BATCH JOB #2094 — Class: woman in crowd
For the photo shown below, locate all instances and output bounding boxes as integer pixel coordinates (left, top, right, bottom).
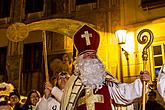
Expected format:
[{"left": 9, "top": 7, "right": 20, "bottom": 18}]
[{"left": 22, "top": 90, "right": 41, "bottom": 110}]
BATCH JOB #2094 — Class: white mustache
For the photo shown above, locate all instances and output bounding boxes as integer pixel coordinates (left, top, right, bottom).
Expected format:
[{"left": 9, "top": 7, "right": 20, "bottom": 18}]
[{"left": 75, "top": 58, "right": 106, "bottom": 91}]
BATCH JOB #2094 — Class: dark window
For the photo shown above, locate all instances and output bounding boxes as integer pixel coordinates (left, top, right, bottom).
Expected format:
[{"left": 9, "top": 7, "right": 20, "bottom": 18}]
[
  {"left": 0, "top": 0, "right": 11, "bottom": 18},
  {"left": 23, "top": 42, "right": 42, "bottom": 73},
  {"left": 25, "top": 0, "right": 44, "bottom": 14},
  {"left": 141, "top": 0, "right": 165, "bottom": 9},
  {"left": 154, "top": 56, "right": 163, "bottom": 66},
  {"left": 50, "top": 0, "right": 68, "bottom": 14},
  {"left": 76, "top": 0, "right": 97, "bottom": 5},
  {"left": 153, "top": 45, "right": 162, "bottom": 55},
  {"left": 50, "top": 0, "right": 57, "bottom": 15},
  {"left": 0, "top": 47, "right": 7, "bottom": 75}
]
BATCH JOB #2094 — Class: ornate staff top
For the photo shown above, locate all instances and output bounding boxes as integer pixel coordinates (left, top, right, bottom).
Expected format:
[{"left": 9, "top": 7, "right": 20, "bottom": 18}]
[
  {"left": 137, "top": 29, "right": 154, "bottom": 61},
  {"left": 137, "top": 29, "right": 154, "bottom": 110}
]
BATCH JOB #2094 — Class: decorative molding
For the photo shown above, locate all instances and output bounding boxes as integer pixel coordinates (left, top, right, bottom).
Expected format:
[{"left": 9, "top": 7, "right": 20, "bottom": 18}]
[
  {"left": 141, "top": 0, "right": 165, "bottom": 10},
  {"left": 48, "top": 49, "right": 73, "bottom": 55}
]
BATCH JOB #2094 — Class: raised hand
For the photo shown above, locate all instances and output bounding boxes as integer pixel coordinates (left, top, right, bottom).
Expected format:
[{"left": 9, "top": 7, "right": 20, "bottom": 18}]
[{"left": 140, "top": 71, "right": 150, "bottom": 82}]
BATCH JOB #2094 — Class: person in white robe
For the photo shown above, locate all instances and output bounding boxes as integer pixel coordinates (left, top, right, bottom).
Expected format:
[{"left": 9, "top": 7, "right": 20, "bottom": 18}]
[
  {"left": 35, "top": 88, "right": 60, "bottom": 110},
  {"left": 41, "top": 71, "right": 70, "bottom": 110},
  {"left": 157, "top": 64, "right": 165, "bottom": 101},
  {"left": 45, "top": 25, "right": 150, "bottom": 110},
  {"left": 45, "top": 51, "right": 150, "bottom": 110}
]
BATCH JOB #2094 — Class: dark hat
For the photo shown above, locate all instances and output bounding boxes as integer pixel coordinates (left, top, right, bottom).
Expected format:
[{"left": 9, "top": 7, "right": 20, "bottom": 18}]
[
  {"left": 9, "top": 89, "right": 20, "bottom": 100},
  {"left": 74, "top": 25, "right": 100, "bottom": 55}
]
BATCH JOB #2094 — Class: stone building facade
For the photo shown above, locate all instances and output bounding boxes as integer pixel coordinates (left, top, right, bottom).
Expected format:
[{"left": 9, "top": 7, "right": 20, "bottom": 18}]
[{"left": 0, "top": 0, "right": 165, "bottom": 96}]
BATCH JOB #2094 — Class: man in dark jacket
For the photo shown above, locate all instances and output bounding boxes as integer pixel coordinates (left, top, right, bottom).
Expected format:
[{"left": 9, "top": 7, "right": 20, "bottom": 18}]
[{"left": 146, "top": 90, "right": 165, "bottom": 110}]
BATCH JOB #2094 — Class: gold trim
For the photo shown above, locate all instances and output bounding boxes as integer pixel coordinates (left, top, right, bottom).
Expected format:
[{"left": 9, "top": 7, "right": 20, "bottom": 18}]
[{"left": 77, "top": 88, "right": 104, "bottom": 110}]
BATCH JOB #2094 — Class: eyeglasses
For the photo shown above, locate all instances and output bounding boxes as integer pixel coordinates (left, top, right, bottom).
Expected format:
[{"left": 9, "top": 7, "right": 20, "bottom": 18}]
[
  {"left": 58, "top": 76, "right": 69, "bottom": 80},
  {"left": 59, "top": 71, "right": 68, "bottom": 76}
]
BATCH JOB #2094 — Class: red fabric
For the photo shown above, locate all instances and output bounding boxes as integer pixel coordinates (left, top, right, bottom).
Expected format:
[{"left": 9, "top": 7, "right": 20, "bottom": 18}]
[
  {"left": 76, "top": 85, "right": 112, "bottom": 110},
  {"left": 74, "top": 25, "right": 100, "bottom": 55}
]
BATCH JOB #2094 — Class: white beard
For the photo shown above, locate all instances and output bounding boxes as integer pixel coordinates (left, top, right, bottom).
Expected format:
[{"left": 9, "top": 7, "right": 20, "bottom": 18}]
[{"left": 74, "top": 57, "right": 106, "bottom": 91}]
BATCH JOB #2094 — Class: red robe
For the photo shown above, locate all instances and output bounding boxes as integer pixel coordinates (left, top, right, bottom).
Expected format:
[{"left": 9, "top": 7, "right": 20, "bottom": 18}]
[{"left": 76, "top": 85, "right": 112, "bottom": 110}]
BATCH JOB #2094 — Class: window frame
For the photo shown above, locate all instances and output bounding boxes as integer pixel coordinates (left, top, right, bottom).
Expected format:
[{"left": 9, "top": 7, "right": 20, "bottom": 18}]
[{"left": 150, "top": 42, "right": 165, "bottom": 80}]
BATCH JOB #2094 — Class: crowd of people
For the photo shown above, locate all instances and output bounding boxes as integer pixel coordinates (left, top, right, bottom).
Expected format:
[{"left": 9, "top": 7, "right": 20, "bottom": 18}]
[
  {"left": 0, "top": 71, "right": 70, "bottom": 110},
  {"left": 0, "top": 24, "right": 165, "bottom": 110}
]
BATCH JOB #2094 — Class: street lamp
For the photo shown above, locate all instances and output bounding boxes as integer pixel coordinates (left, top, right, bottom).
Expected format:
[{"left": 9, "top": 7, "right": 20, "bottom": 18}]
[
  {"left": 115, "top": 30, "right": 127, "bottom": 44},
  {"left": 115, "top": 29, "right": 127, "bottom": 82}
]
